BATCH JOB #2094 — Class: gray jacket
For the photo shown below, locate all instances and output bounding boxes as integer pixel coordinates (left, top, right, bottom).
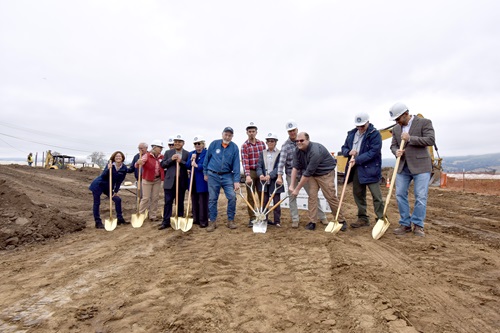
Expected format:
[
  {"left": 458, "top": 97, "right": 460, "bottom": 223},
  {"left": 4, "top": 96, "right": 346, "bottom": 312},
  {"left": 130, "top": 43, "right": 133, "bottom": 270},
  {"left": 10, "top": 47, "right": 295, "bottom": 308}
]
[
  {"left": 390, "top": 116, "right": 435, "bottom": 174},
  {"left": 293, "top": 142, "right": 336, "bottom": 177}
]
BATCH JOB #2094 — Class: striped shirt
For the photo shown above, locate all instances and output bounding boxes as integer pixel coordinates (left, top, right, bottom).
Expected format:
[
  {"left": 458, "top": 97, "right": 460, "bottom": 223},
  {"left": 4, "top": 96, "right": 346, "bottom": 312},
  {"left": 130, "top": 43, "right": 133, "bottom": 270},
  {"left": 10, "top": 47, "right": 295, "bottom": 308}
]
[
  {"left": 277, "top": 137, "right": 301, "bottom": 177},
  {"left": 241, "top": 139, "right": 266, "bottom": 176}
]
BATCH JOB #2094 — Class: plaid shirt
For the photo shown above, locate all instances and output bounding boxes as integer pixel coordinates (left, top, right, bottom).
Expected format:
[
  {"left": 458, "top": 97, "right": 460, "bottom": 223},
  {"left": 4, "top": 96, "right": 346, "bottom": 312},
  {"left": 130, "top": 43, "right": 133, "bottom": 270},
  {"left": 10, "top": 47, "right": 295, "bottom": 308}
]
[
  {"left": 241, "top": 139, "right": 266, "bottom": 176},
  {"left": 277, "top": 137, "right": 301, "bottom": 177}
]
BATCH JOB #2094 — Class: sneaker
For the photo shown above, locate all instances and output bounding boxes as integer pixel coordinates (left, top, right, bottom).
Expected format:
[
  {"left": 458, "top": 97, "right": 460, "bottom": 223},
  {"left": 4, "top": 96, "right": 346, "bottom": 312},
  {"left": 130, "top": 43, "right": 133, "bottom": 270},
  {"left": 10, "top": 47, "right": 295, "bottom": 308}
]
[
  {"left": 275, "top": 223, "right": 281, "bottom": 228},
  {"left": 291, "top": 221, "right": 299, "bottom": 228},
  {"left": 340, "top": 221, "right": 347, "bottom": 232},
  {"left": 206, "top": 222, "right": 216, "bottom": 232},
  {"left": 414, "top": 226, "right": 425, "bottom": 237},
  {"left": 320, "top": 219, "right": 329, "bottom": 225},
  {"left": 394, "top": 225, "right": 412, "bottom": 235},
  {"left": 227, "top": 220, "right": 237, "bottom": 229},
  {"left": 350, "top": 219, "right": 370, "bottom": 228},
  {"left": 305, "top": 222, "right": 316, "bottom": 230},
  {"left": 95, "top": 222, "right": 105, "bottom": 229}
]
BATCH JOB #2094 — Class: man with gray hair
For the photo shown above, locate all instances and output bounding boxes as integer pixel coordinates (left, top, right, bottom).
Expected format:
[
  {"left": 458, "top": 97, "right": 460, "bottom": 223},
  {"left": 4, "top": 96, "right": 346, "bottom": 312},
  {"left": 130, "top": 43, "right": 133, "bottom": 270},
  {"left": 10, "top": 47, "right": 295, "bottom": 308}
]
[
  {"left": 276, "top": 120, "right": 327, "bottom": 228},
  {"left": 341, "top": 113, "right": 384, "bottom": 228}
]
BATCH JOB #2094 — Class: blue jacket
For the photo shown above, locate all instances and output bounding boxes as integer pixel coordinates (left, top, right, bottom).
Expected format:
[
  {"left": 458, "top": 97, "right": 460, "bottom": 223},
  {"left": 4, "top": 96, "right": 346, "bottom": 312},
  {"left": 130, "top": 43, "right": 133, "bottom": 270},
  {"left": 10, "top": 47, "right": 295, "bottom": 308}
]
[
  {"left": 187, "top": 149, "right": 208, "bottom": 193},
  {"left": 203, "top": 139, "right": 241, "bottom": 183},
  {"left": 127, "top": 153, "right": 141, "bottom": 180},
  {"left": 341, "top": 123, "right": 382, "bottom": 184},
  {"left": 89, "top": 163, "right": 128, "bottom": 195}
]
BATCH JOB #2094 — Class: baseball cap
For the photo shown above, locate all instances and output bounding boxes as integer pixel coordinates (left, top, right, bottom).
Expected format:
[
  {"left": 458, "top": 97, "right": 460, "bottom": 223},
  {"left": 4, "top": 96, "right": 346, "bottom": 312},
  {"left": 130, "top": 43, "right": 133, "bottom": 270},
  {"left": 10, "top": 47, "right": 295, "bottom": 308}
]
[{"left": 223, "top": 126, "right": 234, "bottom": 134}]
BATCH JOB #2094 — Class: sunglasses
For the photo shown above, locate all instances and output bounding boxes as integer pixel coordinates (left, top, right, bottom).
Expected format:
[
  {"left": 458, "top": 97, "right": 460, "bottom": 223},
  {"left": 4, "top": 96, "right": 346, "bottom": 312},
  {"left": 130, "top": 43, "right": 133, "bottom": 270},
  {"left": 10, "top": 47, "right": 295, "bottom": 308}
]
[
  {"left": 295, "top": 139, "right": 305, "bottom": 143},
  {"left": 194, "top": 142, "right": 203, "bottom": 145}
]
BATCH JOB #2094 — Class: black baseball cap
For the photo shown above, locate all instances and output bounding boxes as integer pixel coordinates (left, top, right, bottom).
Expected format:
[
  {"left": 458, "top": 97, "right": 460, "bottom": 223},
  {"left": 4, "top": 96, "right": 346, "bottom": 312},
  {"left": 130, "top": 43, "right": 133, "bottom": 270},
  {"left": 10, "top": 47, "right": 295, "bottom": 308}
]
[{"left": 223, "top": 126, "right": 234, "bottom": 134}]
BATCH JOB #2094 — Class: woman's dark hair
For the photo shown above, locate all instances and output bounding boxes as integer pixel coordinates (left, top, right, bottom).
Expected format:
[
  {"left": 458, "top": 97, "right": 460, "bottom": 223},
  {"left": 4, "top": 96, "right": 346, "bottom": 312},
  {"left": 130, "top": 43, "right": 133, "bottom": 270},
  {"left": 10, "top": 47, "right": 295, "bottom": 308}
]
[{"left": 110, "top": 151, "right": 125, "bottom": 162}]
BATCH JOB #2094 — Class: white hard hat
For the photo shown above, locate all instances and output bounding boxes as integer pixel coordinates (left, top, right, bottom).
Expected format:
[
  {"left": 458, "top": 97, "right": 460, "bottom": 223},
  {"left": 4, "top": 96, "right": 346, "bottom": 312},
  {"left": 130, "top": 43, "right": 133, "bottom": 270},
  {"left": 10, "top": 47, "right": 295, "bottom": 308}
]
[
  {"left": 389, "top": 102, "right": 409, "bottom": 121},
  {"left": 193, "top": 135, "right": 205, "bottom": 143},
  {"left": 150, "top": 139, "right": 164, "bottom": 148},
  {"left": 285, "top": 119, "right": 298, "bottom": 131},
  {"left": 173, "top": 134, "right": 184, "bottom": 141},
  {"left": 265, "top": 132, "right": 278, "bottom": 140},
  {"left": 354, "top": 113, "right": 370, "bottom": 126},
  {"left": 167, "top": 137, "right": 174, "bottom": 145},
  {"left": 246, "top": 121, "right": 258, "bottom": 130}
]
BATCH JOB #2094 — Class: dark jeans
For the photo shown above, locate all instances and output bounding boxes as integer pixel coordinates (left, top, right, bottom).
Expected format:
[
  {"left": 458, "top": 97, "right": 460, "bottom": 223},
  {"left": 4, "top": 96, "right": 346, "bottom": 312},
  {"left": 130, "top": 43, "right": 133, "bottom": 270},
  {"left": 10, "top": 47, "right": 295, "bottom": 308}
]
[
  {"left": 352, "top": 166, "right": 384, "bottom": 222},
  {"left": 192, "top": 191, "right": 209, "bottom": 226},
  {"left": 162, "top": 187, "right": 186, "bottom": 226},
  {"left": 92, "top": 187, "right": 123, "bottom": 223}
]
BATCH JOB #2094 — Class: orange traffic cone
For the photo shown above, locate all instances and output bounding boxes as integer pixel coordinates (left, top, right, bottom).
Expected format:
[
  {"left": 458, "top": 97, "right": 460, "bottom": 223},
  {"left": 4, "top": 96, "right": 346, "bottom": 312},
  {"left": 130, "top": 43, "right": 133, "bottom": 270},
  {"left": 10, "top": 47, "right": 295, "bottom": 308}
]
[{"left": 386, "top": 178, "right": 390, "bottom": 188}]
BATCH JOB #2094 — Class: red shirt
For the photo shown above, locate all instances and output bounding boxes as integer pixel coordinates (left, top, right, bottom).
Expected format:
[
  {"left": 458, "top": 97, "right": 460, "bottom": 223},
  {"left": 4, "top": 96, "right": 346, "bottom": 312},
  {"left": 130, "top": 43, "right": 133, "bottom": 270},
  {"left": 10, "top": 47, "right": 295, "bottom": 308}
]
[{"left": 241, "top": 139, "right": 265, "bottom": 176}]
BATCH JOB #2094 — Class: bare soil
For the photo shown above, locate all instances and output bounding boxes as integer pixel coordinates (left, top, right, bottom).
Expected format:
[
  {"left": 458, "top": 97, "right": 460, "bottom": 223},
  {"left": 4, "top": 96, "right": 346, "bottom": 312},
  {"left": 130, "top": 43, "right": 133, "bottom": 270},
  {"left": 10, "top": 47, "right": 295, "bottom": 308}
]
[{"left": 0, "top": 164, "right": 499, "bottom": 333}]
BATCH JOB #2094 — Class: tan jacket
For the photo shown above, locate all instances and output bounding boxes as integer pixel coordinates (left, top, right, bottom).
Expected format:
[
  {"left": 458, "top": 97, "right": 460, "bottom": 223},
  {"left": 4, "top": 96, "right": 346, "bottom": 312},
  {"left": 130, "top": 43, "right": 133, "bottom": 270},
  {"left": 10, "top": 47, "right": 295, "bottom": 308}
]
[{"left": 391, "top": 116, "right": 435, "bottom": 174}]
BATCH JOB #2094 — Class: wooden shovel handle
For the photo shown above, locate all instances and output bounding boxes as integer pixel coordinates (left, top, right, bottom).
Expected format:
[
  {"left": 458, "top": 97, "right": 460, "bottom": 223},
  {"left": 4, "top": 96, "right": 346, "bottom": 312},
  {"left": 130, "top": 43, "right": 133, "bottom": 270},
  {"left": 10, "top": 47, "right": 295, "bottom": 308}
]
[
  {"left": 238, "top": 189, "right": 257, "bottom": 212},
  {"left": 335, "top": 161, "right": 353, "bottom": 221},
  {"left": 266, "top": 195, "right": 289, "bottom": 215},
  {"left": 185, "top": 163, "right": 195, "bottom": 218},
  {"left": 383, "top": 139, "right": 406, "bottom": 216},
  {"left": 108, "top": 161, "right": 113, "bottom": 220},
  {"left": 175, "top": 162, "right": 179, "bottom": 218}
]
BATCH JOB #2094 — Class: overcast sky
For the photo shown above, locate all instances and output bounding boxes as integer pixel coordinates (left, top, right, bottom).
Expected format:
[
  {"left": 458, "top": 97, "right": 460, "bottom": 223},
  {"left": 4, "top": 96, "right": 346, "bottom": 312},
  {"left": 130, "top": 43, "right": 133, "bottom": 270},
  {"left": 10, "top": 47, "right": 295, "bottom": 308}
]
[{"left": 1, "top": 0, "right": 499, "bottom": 164}]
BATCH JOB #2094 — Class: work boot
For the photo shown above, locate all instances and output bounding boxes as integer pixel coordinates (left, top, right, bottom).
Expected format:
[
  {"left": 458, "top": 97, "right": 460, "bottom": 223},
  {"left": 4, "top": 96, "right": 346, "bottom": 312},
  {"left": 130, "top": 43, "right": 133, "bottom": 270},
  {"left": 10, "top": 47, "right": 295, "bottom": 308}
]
[
  {"left": 291, "top": 221, "right": 299, "bottom": 228},
  {"left": 117, "top": 217, "right": 129, "bottom": 225},
  {"left": 413, "top": 226, "right": 425, "bottom": 237},
  {"left": 350, "top": 218, "right": 370, "bottom": 228},
  {"left": 305, "top": 222, "right": 316, "bottom": 230},
  {"left": 206, "top": 221, "right": 217, "bottom": 232},
  {"left": 340, "top": 221, "right": 348, "bottom": 232},
  {"left": 95, "top": 222, "right": 104, "bottom": 229},
  {"left": 247, "top": 219, "right": 253, "bottom": 228},
  {"left": 394, "top": 224, "right": 412, "bottom": 235},
  {"left": 227, "top": 220, "right": 237, "bottom": 229}
]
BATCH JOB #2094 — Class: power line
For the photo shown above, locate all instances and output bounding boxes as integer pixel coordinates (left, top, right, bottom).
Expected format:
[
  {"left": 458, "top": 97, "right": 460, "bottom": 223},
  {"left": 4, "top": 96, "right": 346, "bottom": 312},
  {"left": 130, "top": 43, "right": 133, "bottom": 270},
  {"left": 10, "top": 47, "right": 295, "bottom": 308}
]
[{"left": 0, "top": 132, "right": 93, "bottom": 153}]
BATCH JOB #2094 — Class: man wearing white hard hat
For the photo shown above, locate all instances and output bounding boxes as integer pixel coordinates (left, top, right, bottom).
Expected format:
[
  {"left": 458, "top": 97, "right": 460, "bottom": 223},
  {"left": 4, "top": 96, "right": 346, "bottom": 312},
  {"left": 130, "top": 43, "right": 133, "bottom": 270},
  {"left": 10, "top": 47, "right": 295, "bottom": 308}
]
[
  {"left": 135, "top": 139, "right": 165, "bottom": 221},
  {"left": 241, "top": 121, "right": 266, "bottom": 227},
  {"left": 186, "top": 135, "right": 209, "bottom": 228},
  {"left": 257, "top": 132, "right": 285, "bottom": 226},
  {"left": 341, "top": 113, "right": 384, "bottom": 228},
  {"left": 167, "top": 137, "right": 175, "bottom": 150},
  {"left": 389, "top": 102, "right": 435, "bottom": 237},
  {"left": 159, "top": 134, "right": 189, "bottom": 230},
  {"left": 276, "top": 119, "right": 328, "bottom": 228}
]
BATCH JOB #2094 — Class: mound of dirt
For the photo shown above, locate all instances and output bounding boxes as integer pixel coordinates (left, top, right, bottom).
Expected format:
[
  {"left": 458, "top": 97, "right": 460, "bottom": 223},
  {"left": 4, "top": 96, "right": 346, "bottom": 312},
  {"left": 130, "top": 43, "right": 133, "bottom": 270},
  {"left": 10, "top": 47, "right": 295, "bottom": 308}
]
[{"left": 0, "top": 178, "right": 86, "bottom": 250}]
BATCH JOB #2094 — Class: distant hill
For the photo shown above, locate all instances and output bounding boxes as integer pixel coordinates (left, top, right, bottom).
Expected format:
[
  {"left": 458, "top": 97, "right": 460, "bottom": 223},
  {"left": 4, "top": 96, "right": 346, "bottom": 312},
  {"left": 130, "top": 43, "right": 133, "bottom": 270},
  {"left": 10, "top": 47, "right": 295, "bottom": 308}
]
[{"left": 382, "top": 152, "right": 500, "bottom": 174}]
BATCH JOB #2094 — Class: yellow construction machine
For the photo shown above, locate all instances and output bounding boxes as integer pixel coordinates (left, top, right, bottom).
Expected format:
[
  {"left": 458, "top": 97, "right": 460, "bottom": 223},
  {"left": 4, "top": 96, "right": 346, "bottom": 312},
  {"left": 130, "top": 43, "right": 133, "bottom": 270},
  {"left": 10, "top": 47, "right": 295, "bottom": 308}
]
[
  {"left": 334, "top": 114, "right": 442, "bottom": 185},
  {"left": 44, "top": 150, "right": 77, "bottom": 170}
]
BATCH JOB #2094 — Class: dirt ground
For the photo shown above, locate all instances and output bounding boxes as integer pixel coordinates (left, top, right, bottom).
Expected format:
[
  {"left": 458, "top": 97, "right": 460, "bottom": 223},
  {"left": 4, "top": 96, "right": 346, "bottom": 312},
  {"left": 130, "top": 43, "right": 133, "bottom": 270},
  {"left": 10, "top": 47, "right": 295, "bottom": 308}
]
[{"left": 0, "top": 164, "right": 499, "bottom": 333}]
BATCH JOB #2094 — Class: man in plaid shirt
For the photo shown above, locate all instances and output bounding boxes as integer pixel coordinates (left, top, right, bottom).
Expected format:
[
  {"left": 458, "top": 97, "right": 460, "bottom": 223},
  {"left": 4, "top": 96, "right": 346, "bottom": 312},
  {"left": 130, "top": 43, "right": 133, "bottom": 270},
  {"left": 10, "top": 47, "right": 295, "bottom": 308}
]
[
  {"left": 276, "top": 119, "right": 327, "bottom": 228},
  {"left": 241, "top": 121, "right": 266, "bottom": 227}
]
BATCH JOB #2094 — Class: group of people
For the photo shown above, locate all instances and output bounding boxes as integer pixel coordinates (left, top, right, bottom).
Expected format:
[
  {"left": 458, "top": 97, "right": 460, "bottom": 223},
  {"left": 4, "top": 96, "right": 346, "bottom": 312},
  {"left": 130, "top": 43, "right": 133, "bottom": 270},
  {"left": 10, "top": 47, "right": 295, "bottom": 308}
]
[{"left": 89, "top": 102, "right": 436, "bottom": 237}]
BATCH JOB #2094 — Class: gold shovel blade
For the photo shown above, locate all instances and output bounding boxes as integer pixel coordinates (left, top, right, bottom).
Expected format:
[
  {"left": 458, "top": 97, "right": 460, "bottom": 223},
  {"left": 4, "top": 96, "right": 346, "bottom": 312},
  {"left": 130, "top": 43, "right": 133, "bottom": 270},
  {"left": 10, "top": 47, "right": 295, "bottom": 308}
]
[
  {"left": 170, "top": 217, "right": 179, "bottom": 230},
  {"left": 177, "top": 217, "right": 187, "bottom": 231},
  {"left": 104, "top": 218, "right": 117, "bottom": 231},
  {"left": 181, "top": 218, "right": 193, "bottom": 232},
  {"left": 324, "top": 221, "right": 342, "bottom": 234},
  {"left": 372, "top": 217, "right": 390, "bottom": 240},
  {"left": 131, "top": 213, "right": 146, "bottom": 228}
]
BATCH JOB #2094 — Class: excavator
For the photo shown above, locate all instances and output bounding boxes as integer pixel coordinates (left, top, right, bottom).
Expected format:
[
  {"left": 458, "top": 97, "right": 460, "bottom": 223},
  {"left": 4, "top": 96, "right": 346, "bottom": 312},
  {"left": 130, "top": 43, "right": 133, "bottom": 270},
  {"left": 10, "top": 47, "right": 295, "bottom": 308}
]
[{"left": 334, "top": 114, "right": 443, "bottom": 186}]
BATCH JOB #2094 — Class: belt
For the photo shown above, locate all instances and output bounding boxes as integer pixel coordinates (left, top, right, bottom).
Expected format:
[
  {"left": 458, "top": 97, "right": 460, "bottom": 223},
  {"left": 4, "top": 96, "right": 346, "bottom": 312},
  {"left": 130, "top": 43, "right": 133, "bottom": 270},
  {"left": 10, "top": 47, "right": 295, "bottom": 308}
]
[{"left": 209, "top": 170, "right": 231, "bottom": 175}]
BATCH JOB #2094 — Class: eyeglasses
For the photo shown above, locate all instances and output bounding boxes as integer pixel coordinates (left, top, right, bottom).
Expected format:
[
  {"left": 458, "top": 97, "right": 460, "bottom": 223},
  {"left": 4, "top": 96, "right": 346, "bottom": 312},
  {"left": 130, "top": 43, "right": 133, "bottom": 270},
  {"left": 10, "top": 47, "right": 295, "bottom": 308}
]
[
  {"left": 295, "top": 139, "right": 305, "bottom": 143},
  {"left": 194, "top": 142, "right": 203, "bottom": 145},
  {"left": 266, "top": 140, "right": 276, "bottom": 143}
]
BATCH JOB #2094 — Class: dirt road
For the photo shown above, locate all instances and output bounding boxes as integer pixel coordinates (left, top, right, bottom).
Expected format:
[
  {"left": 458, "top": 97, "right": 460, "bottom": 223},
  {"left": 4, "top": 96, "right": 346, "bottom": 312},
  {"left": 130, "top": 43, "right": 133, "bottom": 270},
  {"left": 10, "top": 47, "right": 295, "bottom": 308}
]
[{"left": 0, "top": 165, "right": 499, "bottom": 332}]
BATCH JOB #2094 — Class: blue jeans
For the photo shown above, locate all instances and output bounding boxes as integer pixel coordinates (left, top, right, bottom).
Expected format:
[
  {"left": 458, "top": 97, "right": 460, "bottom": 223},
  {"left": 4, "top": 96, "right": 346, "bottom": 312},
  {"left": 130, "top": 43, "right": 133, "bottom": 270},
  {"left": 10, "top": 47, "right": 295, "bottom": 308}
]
[
  {"left": 208, "top": 172, "right": 236, "bottom": 222},
  {"left": 395, "top": 165, "right": 431, "bottom": 228},
  {"left": 92, "top": 187, "right": 123, "bottom": 223}
]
